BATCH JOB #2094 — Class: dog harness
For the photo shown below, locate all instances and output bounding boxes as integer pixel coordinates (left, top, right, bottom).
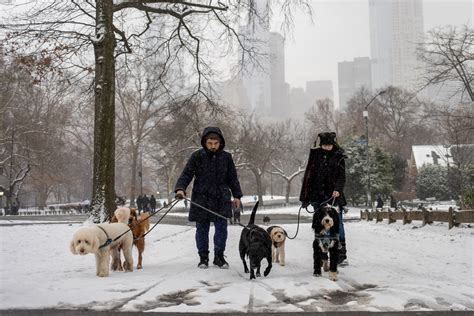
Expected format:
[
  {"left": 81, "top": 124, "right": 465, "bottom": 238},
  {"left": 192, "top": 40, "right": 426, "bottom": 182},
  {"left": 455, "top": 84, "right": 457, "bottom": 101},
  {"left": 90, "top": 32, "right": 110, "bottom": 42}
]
[{"left": 97, "top": 225, "right": 113, "bottom": 249}]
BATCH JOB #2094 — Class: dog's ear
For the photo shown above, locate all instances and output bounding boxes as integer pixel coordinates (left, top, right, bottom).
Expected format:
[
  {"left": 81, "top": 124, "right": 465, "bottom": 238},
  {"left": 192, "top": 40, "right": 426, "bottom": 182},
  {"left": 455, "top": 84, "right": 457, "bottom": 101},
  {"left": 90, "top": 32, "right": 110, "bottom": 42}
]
[
  {"left": 90, "top": 236, "right": 100, "bottom": 253},
  {"left": 70, "top": 240, "right": 77, "bottom": 255}
]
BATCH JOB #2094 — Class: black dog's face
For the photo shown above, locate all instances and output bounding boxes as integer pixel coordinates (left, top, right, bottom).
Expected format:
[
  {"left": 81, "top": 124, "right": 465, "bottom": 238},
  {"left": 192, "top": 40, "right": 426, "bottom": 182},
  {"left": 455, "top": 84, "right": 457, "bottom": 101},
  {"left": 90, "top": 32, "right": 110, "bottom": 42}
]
[{"left": 315, "top": 206, "right": 340, "bottom": 234}]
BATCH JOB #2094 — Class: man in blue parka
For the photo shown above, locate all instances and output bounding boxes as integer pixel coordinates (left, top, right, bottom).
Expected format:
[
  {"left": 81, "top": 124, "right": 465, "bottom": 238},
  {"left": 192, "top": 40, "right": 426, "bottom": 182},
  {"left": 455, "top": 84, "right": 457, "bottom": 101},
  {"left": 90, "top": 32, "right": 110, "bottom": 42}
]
[{"left": 175, "top": 127, "right": 242, "bottom": 269}]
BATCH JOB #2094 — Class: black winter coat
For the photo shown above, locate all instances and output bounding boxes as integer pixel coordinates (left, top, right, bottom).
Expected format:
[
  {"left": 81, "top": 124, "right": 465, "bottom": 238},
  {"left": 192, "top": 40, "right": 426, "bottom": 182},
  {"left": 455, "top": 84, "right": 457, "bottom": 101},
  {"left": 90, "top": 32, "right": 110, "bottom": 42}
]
[
  {"left": 174, "top": 127, "right": 243, "bottom": 222},
  {"left": 300, "top": 146, "right": 347, "bottom": 207}
]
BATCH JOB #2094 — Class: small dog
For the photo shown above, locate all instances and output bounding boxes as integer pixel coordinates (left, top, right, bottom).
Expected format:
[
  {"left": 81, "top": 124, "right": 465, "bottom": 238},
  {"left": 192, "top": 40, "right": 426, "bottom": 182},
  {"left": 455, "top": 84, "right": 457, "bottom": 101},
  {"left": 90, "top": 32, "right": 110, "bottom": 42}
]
[
  {"left": 262, "top": 215, "right": 271, "bottom": 225},
  {"left": 239, "top": 202, "right": 272, "bottom": 280},
  {"left": 70, "top": 207, "right": 134, "bottom": 277},
  {"left": 312, "top": 205, "right": 340, "bottom": 281},
  {"left": 112, "top": 208, "right": 150, "bottom": 269},
  {"left": 266, "top": 225, "right": 287, "bottom": 266}
]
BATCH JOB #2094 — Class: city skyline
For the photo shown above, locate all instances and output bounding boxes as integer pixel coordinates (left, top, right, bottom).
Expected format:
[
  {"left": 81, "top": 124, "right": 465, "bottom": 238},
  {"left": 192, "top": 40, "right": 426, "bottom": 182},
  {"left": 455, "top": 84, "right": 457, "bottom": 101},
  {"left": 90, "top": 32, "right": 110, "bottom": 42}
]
[{"left": 280, "top": 0, "right": 472, "bottom": 109}]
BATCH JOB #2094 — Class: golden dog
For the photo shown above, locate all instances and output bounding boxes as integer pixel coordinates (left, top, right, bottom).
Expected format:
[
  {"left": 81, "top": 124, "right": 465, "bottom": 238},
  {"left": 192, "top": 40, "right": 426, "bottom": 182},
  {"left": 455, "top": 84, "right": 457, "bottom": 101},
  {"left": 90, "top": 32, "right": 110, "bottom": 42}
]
[{"left": 266, "top": 225, "right": 287, "bottom": 266}]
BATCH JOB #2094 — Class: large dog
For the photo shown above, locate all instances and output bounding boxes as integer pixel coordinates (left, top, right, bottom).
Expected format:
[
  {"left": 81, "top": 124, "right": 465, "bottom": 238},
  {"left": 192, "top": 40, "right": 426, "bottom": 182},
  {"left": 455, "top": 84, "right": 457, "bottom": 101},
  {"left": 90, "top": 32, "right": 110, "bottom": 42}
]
[
  {"left": 112, "top": 208, "right": 150, "bottom": 269},
  {"left": 266, "top": 225, "right": 287, "bottom": 266},
  {"left": 239, "top": 201, "right": 272, "bottom": 280},
  {"left": 70, "top": 207, "right": 134, "bottom": 277},
  {"left": 312, "top": 205, "right": 340, "bottom": 281}
]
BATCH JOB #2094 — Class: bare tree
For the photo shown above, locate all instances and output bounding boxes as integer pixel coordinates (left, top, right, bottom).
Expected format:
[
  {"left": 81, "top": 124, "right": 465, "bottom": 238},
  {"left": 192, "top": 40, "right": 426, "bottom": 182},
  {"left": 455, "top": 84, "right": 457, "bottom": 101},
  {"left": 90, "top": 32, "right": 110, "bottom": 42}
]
[
  {"left": 2, "top": 0, "right": 311, "bottom": 221},
  {"left": 235, "top": 115, "right": 286, "bottom": 205},
  {"left": 418, "top": 24, "right": 474, "bottom": 102},
  {"left": 270, "top": 121, "right": 307, "bottom": 203}
]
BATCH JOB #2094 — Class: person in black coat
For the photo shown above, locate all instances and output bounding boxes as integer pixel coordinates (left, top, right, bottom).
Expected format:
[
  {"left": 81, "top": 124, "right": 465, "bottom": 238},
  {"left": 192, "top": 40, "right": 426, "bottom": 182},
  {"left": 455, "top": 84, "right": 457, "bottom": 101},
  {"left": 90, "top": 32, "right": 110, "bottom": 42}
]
[
  {"left": 150, "top": 195, "right": 157, "bottom": 211},
  {"left": 175, "top": 126, "right": 243, "bottom": 269},
  {"left": 300, "top": 132, "right": 349, "bottom": 267},
  {"left": 376, "top": 195, "right": 384, "bottom": 209}
]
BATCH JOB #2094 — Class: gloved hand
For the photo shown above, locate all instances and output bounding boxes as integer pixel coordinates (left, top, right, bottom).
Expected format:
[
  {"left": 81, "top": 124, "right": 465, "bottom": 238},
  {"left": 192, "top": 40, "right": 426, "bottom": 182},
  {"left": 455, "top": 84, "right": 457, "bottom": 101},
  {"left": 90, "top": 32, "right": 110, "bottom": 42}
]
[
  {"left": 301, "top": 201, "right": 310, "bottom": 209},
  {"left": 175, "top": 190, "right": 185, "bottom": 200}
]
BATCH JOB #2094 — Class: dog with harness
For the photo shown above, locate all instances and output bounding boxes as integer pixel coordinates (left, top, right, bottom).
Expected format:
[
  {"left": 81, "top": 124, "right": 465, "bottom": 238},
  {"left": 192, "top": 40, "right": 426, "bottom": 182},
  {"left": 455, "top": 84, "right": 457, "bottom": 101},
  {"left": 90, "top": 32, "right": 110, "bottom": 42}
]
[
  {"left": 239, "top": 201, "right": 272, "bottom": 280},
  {"left": 312, "top": 204, "right": 340, "bottom": 281}
]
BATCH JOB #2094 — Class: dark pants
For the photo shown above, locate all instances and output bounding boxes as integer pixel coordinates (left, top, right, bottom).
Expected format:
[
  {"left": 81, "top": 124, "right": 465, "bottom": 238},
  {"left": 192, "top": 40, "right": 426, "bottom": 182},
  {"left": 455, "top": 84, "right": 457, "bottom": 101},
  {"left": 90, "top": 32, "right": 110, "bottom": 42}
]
[{"left": 195, "top": 217, "right": 228, "bottom": 254}]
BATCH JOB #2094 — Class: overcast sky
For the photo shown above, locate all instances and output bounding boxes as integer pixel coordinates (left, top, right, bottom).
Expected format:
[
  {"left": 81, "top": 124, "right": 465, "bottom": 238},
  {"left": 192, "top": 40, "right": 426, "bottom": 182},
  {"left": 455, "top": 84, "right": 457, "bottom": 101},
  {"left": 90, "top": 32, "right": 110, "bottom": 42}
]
[{"left": 278, "top": 0, "right": 473, "bottom": 107}]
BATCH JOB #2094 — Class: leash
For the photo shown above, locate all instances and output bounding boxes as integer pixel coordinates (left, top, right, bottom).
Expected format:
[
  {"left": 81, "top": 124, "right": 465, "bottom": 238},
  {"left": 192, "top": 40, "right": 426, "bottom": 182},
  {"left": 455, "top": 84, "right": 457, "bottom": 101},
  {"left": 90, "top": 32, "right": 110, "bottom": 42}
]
[
  {"left": 99, "top": 199, "right": 180, "bottom": 248},
  {"left": 183, "top": 197, "right": 250, "bottom": 230},
  {"left": 138, "top": 199, "right": 180, "bottom": 239},
  {"left": 286, "top": 197, "right": 337, "bottom": 240}
]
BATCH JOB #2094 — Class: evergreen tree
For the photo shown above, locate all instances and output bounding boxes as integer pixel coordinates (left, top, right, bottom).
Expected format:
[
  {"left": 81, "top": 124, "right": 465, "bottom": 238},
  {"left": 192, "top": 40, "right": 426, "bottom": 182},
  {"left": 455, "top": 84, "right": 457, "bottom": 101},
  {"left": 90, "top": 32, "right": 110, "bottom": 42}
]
[{"left": 416, "top": 165, "right": 449, "bottom": 200}]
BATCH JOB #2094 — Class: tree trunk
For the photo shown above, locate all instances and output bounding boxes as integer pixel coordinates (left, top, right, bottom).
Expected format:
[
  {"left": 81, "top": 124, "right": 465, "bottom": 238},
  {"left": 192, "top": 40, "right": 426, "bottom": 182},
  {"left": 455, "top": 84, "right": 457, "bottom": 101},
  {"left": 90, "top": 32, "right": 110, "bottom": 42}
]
[
  {"left": 90, "top": 0, "right": 116, "bottom": 223},
  {"left": 285, "top": 180, "right": 291, "bottom": 204}
]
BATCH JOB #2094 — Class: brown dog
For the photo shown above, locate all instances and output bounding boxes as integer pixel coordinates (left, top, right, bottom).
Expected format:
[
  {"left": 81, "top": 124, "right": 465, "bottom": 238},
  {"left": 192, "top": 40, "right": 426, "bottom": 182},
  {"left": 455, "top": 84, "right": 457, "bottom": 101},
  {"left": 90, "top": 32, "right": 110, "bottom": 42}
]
[{"left": 112, "top": 208, "right": 150, "bottom": 269}]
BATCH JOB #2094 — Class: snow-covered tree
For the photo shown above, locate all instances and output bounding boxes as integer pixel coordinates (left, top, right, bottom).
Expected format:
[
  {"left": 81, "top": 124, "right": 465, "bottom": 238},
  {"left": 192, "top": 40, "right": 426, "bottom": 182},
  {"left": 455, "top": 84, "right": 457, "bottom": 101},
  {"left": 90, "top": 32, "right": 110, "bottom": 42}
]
[{"left": 416, "top": 165, "right": 449, "bottom": 200}]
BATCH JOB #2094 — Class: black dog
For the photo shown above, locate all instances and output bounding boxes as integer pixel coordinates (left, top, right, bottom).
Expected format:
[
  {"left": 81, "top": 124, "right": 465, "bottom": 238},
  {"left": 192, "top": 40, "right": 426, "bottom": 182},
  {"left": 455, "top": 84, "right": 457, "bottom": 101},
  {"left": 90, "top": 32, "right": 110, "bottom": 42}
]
[
  {"left": 262, "top": 215, "right": 271, "bottom": 225},
  {"left": 312, "top": 205, "right": 340, "bottom": 281},
  {"left": 239, "top": 201, "right": 272, "bottom": 280}
]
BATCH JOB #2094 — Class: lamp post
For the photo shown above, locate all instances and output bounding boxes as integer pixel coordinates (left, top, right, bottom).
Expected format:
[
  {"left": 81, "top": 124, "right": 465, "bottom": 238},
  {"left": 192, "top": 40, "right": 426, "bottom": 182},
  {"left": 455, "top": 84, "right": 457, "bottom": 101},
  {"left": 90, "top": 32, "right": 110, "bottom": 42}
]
[
  {"left": 363, "top": 90, "right": 386, "bottom": 208},
  {"left": 0, "top": 191, "right": 3, "bottom": 216}
]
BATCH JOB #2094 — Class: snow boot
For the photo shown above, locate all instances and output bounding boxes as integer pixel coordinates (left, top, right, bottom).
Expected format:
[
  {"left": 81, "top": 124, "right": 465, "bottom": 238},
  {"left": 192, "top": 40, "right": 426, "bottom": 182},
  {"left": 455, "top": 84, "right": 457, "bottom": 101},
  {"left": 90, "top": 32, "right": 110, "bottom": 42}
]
[
  {"left": 338, "top": 240, "right": 348, "bottom": 266},
  {"left": 198, "top": 251, "right": 209, "bottom": 269},
  {"left": 213, "top": 250, "right": 229, "bottom": 269}
]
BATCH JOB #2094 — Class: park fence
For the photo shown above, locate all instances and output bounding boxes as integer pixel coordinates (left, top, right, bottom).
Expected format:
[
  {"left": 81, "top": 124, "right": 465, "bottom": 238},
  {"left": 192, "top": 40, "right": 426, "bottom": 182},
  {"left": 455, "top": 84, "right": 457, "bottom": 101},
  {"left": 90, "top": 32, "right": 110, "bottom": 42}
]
[{"left": 360, "top": 207, "right": 474, "bottom": 229}]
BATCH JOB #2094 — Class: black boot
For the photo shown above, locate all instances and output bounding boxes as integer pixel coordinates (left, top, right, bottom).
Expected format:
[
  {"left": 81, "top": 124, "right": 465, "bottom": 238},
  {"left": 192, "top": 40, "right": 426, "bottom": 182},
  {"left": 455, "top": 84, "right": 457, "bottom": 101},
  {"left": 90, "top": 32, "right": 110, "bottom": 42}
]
[
  {"left": 213, "top": 250, "right": 229, "bottom": 269},
  {"left": 338, "top": 240, "right": 348, "bottom": 266},
  {"left": 198, "top": 251, "right": 209, "bottom": 269}
]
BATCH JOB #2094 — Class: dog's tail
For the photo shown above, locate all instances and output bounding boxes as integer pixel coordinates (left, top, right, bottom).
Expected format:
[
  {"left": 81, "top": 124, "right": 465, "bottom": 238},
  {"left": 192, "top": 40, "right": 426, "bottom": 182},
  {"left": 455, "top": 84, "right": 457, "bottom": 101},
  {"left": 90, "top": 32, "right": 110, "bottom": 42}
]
[{"left": 247, "top": 201, "right": 259, "bottom": 225}]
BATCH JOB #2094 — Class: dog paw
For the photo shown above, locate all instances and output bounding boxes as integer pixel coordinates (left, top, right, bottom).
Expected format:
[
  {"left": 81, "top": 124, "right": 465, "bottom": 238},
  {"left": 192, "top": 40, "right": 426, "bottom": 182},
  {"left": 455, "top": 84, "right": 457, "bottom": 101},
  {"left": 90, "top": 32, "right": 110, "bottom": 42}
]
[
  {"left": 329, "top": 271, "right": 338, "bottom": 281},
  {"left": 279, "top": 262, "right": 285, "bottom": 266},
  {"left": 137, "top": 264, "right": 142, "bottom": 269},
  {"left": 250, "top": 274, "right": 256, "bottom": 280},
  {"left": 264, "top": 269, "right": 271, "bottom": 277},
  {"left": 313, "top": 272, "right": 322, "bottom": 277}
]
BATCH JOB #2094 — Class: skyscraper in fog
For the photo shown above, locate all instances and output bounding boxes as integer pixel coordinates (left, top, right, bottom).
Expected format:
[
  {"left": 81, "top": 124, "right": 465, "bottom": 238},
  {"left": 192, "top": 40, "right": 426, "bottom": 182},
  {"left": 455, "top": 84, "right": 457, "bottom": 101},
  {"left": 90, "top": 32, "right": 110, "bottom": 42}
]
[
  {"left": 239, "top": 0, "right": 272, "bottom": 115},
  {"left": 338, "top": 57, "right": 372, "bottom": 110},
  {"left": 369, "top": 0, "right": 424, "bottom": 90},
  {"left": 269, "top": 32, "right": 288, "bottom": 118}
]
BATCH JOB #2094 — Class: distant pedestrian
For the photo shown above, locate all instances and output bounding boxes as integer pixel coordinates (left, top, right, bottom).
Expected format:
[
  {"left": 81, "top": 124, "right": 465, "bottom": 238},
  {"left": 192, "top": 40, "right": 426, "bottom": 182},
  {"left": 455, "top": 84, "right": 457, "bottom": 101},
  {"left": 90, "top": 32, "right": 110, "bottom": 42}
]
[
  {"left": 136, "top": 195, "right": 143, "bottom": 213},
  {"left": 142, "top": 194, "right": 150, "bottom": 212},
  {"left": 150, "top": 195, "right": 157, "bottom": 212},
  {"left": 233, "top": 204, "right": 242, "bottom": 225},
  {"left": 390, "top": 195, "right": 397, "bottom": 210},
  {"left": 376, "top": 195, "right": 384, "bottom": 209}
]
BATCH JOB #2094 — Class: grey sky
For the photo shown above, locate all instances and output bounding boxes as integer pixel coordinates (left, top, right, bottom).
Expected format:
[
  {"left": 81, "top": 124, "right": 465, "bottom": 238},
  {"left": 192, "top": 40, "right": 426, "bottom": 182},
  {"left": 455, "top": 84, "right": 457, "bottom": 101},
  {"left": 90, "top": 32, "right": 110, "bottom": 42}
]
[{"left": 278, "top": 0, "right": 473, "bottom": 108}]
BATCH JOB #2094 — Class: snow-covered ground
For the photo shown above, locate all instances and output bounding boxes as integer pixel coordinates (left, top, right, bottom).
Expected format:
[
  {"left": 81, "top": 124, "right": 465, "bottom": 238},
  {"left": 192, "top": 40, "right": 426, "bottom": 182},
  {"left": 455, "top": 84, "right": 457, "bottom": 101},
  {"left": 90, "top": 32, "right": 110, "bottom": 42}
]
[{"left": 0, "top": 215, "right": 473, "bottom": 312}]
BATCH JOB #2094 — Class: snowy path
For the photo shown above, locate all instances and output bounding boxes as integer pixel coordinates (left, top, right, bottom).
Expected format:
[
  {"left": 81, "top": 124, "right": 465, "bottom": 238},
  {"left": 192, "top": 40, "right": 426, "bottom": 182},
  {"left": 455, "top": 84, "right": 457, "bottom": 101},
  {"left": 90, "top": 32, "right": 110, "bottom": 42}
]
[{"left": 0, "top": 220, "right": 472, "bottom": 312}]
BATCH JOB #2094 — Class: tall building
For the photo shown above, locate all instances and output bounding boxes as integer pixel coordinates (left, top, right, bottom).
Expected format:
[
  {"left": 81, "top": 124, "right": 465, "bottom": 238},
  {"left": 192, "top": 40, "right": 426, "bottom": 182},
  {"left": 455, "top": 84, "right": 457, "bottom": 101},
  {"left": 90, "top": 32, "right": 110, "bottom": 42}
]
[
  {"left": 306, "top": 80, "right": 334, "bottom": 106},
  {"left": 338, "top": 57, "right": 372, "bottom": 110},
  {"left": 239, "top": 1, "right": 272, "bottom": 115},
  {"left": 369, "top": 0, "right": 424, "bottom": 90},
  {"left": 269, "top": 32, "right": 288, "bottom": 118}
]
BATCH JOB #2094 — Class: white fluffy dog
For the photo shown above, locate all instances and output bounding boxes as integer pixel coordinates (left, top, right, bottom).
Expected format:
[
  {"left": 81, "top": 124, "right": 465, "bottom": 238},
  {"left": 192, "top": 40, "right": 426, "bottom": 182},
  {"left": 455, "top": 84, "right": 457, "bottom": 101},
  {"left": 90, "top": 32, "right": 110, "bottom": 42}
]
[
  {"left": 70, "top": 207, "right": 134, "bottom": 277},
  {"left": 266, "top": 226, "right": 288, "bottom": 266}
]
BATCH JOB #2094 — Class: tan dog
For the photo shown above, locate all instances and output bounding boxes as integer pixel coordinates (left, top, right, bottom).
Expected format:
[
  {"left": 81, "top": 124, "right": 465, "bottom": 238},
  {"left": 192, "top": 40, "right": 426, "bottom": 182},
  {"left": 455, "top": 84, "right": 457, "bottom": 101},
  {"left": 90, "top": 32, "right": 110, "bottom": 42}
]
[
  {"left": 112, "top": 208, "right": 150, "bottom": 269},
  {"left": 70, "top": 207, "right": 134, "bottom": 277},
  {"left": 266, "top": 225, "right": 287, "bottom": 266}
]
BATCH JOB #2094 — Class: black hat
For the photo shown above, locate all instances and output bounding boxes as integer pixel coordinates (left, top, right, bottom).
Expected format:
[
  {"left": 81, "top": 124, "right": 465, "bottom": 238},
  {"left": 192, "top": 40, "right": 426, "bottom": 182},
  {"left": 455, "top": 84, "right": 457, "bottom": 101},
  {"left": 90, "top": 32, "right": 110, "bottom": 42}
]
[{"left": 318, "top": 132, "right": 336, "bottom": 146}]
